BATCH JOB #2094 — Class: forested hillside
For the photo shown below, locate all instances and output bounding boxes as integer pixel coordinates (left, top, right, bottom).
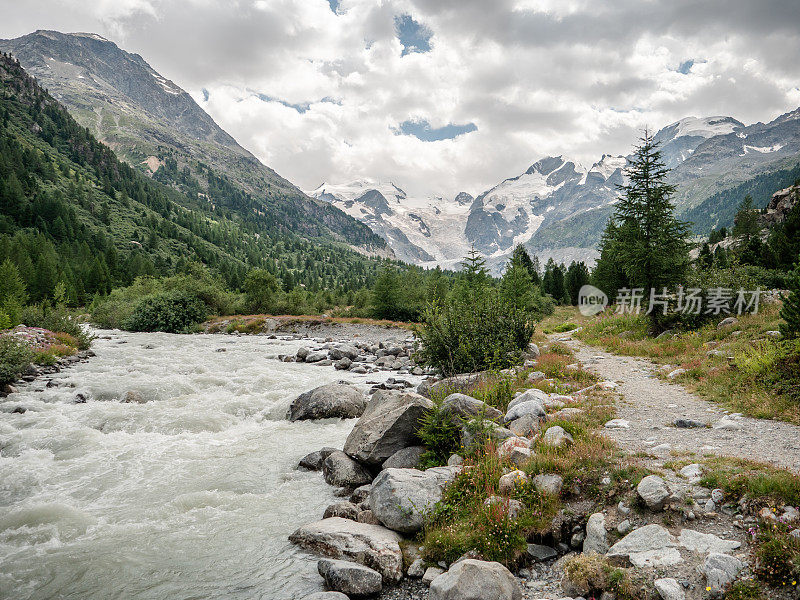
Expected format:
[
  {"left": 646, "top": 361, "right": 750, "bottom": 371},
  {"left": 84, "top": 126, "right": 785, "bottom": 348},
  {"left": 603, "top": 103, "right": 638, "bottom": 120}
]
[{"left": 0, "top": 54, "right": 392, "bottom": 306}]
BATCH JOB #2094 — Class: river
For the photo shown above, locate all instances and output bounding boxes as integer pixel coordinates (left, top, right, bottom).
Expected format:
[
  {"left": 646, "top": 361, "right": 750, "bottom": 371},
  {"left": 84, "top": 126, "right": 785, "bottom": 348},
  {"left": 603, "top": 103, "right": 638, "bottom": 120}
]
[{"left": 0, "top": 330, "right": 416, "bottom": 600}]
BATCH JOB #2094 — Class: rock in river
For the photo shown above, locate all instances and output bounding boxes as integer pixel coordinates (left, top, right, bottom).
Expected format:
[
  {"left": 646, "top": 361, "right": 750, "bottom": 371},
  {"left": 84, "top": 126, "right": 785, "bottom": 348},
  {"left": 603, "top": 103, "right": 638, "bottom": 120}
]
[
  {"left": 289, "top": 383, "right": 366, "bottom": 421},
  {"left": 322, "top": 451, "right": 373, "bottom": 488}
]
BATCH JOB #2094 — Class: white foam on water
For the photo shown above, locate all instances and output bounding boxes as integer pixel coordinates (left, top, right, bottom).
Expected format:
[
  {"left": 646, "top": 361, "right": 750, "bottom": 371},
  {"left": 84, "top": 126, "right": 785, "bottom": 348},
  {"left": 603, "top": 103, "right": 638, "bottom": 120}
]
[{"left": 0, "top": 330, "right": 414, "bottom": 599}]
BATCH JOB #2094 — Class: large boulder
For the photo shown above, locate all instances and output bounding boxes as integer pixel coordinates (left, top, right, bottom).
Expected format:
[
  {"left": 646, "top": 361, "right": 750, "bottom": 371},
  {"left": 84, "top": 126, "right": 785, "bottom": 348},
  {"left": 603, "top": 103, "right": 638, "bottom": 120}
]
[
  {"left": 343, "top": 390, "right": 434, "bottom": 465},
  {"left": 381, "top": 446, "right": 425, "bottom": 470},
  {"left": 317, "top": 558, "right": 382, "bottom": 598},
  {"left": 429, "top": 559, "right": 522, "bottom": 600},
  {"left": 370, "top": 467, "right": 461, "bottom": 534},
  {"left": 702, "top": 553, "right": 743, "bottom": 596},
  {"left": 289, "top": 384, "right": 366, "bottom": 421},
  {"left": 606, "top": 524, "right": 681, "bottom": 568},
  {"left": 289, "top": 517, "right": 404, "bottom": 582},
  {"left": 302, "top": 593, "right": 349, "bottom": 600},
  {"left": 583, "top": 512, "right": 608, "bottom": 555},
  {"left": 507, "top": 389, "right": 548, "bottom": 411},
  {"left": 637, "top": 475, "right": 670, "bottom": 511},
  {"left": 330, "top": 344, "right": 359, "bottom": 360},
  {"left": 441, "top": 393, "right": 503, "bottom": 422},
  {"left": 299, "top": 447, "right": 338, "bottom": 471},
  {"left": 322, "top": 451, "right": 373, "bottom": 488},
  {"left": 541, "top": 425, "right": 573, "bottom": 448},
  {"left": 504, "top": 400, "right": 546, "bottom": 423}
]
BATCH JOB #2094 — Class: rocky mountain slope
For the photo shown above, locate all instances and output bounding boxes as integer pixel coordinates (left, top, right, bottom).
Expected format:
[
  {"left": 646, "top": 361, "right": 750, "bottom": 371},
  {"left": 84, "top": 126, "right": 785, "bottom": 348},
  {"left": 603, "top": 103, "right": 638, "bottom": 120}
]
[
  {"left": 310, "top": 111, "right": 800, "bottom": 271},
  {"left": 0, "top": 30, "right": 387, "bottom": 252}
]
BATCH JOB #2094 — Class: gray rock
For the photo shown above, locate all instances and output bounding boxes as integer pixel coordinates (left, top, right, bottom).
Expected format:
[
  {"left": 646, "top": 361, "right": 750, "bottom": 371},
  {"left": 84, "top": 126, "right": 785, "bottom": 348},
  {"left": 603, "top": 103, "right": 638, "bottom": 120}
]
[
  {"left": 606, "top": 524, "right": 681, "bottom": 568},
  {"left": 429, "top": 559, "right": 522, "bottom": 600},
  {"left": 350, "top": 484, "right": 372, "bottom": 504},
  {"left": 484, "top": 496, "right": 524, "bottom": 520},
  {"left": 422, "top": 373, "right": 484, "bottom": 398},
  {"left": 674, "top": 418, "right": 705, "bottom": 428},
  {"left": 717, "top": 317, "right": 738, "bottom": 328},
  {"left": 541, "top": 425, "right": 573, "bottom": 448},
  {"left": 532, "top": 474, "right": 563, "bottom": 496},
  {"left": 299, "top": 447, "right": 338, "bottom": 471},
  {"left": 122, "top": 390, "right": 146, "bottom": 403},
  {"left": 344, "top": 390, "right": 434, "bottom": 465},
  {"left": 504, "top": 400, "right": 546, "bottom": 423},
  {"left": 506, "top": 414, "right": 542, "bottom": 437},
  {"left": 323, "top": 501, "right": 360, "bottom": 520},
  {"left": 583, "top": 512, "right": 608, "bottom": 555},
  {"left": 289, "top": 517, "right": 404, "bottom": 582},
  {"left": 702, "top": 552, "right": 743, "bottom": 596},
  {"left": 617, "top": 519, "right": 632, "bottom": 535},
  {"left": 498, "top": 470, "right": 528, "bottom": 494},
  {"left": 460, "top": 421, "right": 515, "bottom": 451},
  {"left": 604, "top": 418, "right": 630, "bottom": 429},
  {"left": 305, "top": 351, "right": 328, "bottom": 363},
  {"left": 447, "top": 454, "right": 464, "bottom": 467},
  {"left": 637, "top": 475, "right": 670, "bottom": 511},
  {"left": 527, "top": 343, "right": 540, "bottom": 358},
  {"left": 330, "top": 344, "right": 359, "bottom": 360},
  {"left": 323, "top": 451, "right": 373, "bottom": 488},
  {"left": 507, "top": 388, "right": 548, "bottom": 411},
  {"left": 317, "top": 558, "right": 382, "bottom": 598},
  {"left": 678, "top": 529, "right": 741, "bottom": 554},
  {"left": 408, "top": 558, "right": 426, "bottom": 578},
  {"left": 654, "top": 577, "right": 685, "bottom": 600},
  {"left": 296, "top": 347, "right": 310, "bottom": 361},
  {"left": 527, "top": 544, "right": 558, "bottom": 562},
  {"left": 334, "top": 357, "right": 352, "bottom": 371},
  {"left": 442, "top": 393, "right": 503, "bottom": 422},
  {"left": 423, "top": 566, "right": 445, "bottom": 586},
  {"left": 679, "top": 463, "right": 703, "bottom": 483},
  {"left": 289, "top": 384, "right": 366, "bottom": 421},
  {"left": 381, "top": 446, "right": 425, "bottom": 470},
  {"left": 302, "top": 592, "right": 349, "bottom": 600},
  {"left": 357, "top": 510, "right": 380, "bottom": 525},
  {"left": 370, "top": 467, "right": 461, "bottom": 534}
]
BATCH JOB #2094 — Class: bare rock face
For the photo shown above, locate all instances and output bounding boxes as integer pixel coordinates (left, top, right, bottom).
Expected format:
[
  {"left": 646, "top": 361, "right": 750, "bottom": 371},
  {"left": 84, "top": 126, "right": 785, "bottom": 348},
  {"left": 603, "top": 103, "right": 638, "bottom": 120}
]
[
  {"left": 428, "top": 559, "right": 522, "bottom": 600},
  {"left": 343, "top": 390, "right": 434, "bottom": 465},
  {"left": 370, "top": 467, "right": 461, "bottom": 534},
  {"left": 289, "top": 383, "right": 366, "bottom": 421},
  {"left": 606, "top": 524, "right": 681, "bottom": 568},
  {"left": 289, "top": 517, "right": 404, "bottom": 582}
]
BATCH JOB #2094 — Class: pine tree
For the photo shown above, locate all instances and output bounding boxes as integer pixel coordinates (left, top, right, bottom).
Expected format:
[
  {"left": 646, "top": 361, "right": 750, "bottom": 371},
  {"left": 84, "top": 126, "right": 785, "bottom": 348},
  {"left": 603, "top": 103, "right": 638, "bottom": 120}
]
[
  {"left": 780, "top": 256, "right": 800, "bottom": 339},
  {"left": 511, "top": 244, "right": 540, "bottom": 284},
  {"left": 732, "top": 195, "right": 761, "bottom": 242},
  {"left": 594, "top": 131, "right": 690, "bottom": 324},
  {"left": 564, "top": 261, "right": 590, "bottom": 306},
  {"left": 460, "top": 246, "right": 489, "bottom": 291},
  {"left": 698, "top": 243, "right": 714, "bottom": 269}
]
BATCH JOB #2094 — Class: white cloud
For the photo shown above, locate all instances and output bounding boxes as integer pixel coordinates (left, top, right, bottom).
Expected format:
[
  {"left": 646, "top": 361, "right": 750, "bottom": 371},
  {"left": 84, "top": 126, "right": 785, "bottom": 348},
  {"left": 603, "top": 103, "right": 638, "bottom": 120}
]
[{"left": 3, "top": 0, "right": 800, "bottom": 198}]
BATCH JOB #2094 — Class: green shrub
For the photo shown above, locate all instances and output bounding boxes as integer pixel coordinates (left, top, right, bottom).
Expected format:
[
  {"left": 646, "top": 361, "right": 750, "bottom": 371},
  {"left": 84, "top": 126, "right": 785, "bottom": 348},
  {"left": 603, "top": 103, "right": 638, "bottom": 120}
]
[
  {"left": 472, "top": 374, "right": 515, "bottom": 412},
  {"left": 417, "top": 400, "right": 462, "bottom": 468},
  {"left": 752, "top": 521, "right": 800, "bottom": 586},
  {"left": 18, "top": 306, "right": 93, "bottom": 350},
  {"left": 414, "top": 291, "right": 536, "bottom": 376},
  {"left": 0, "top": 311, "right": 10, "bottom": 330},
  {"left": 124, "top": 291, "right": 208, "bottom": 333},
  {"left": 724, "top": 581, "right": 765, "bottom": 600},
  {"left": 0, "top": 336, "right": 33, "bottom": 385},
  {"left": 553, "top": 322, "right": 578, "bottom": 332},
  {"left": 734, "top": 341, "right": 781, "bottom": 377}
]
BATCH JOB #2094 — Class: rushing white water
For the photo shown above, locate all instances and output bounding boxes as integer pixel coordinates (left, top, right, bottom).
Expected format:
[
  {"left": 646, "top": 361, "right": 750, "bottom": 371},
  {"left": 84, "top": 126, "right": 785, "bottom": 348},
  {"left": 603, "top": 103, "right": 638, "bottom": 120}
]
[{"left": 0, "top": 331, "right": 414, "bottom": 600}]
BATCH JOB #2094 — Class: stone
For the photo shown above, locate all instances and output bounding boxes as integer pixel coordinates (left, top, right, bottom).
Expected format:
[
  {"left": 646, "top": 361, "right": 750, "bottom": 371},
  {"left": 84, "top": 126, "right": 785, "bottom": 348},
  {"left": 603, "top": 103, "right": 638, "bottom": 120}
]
[
  {"left": 504, "top": 400, "right": 546, "bottom": 423},
  {"left": 302, "top": 593, "right": 349, "bottom": 600},
  {"left": 498, "top": 436, "right": 531, "bottom": 455},
  {"left": 606, "top": 524, "right": 681, "bottom": 568},
  {"left": 604, "top": 418, "right": 630, "bottom": 429},
  {"left": 717, "top": 317, "right": 738, "bottom": 328},
  {"left": 422, "top": 374, "right": 484, "bottom": 398},
  {"left": 637, "top": 475, "right": 670, "bottom": 511},
  {"left": 299, "top": 447, "right": 338, "bottom": 471},
  {"left": 407, "top": 558, "right": 426, "bottom": 578},
  {"left": 617, "top": 501, "right": 630, "bottom": 515},
  {"left": 330, "top": 344, "right": 359, "bottom": 360},
  {"left": 711, "top": 488, "right": 724, "bottom": 503},
  {"left": 679, "top": 464, "right": 703, "bottom": 483},
  {"left": 334, "top": 357, "right": 352, "bottom": 371},
  {"left": 527, "top": 343, "right": 541, "bottom": 358},
  {"left": 498, "top": 470, "right": 528, "bottom": 494},
  {"left": 484, "top": 496, "right": 524, "bottom": 520},
  {"left": 583, "top": 512, "right": 608, "bottom": 555},
  {"left": 507, "top": 388, "right": 549, "bottom": 410},
  {"left": 423, "top": 567, "right": 445, "bottom": 586},
  {"left": 122, "top": 390, "right": 146, "bottom": 403},
  {"left": 350, "top": 484, "right": 372, "bottom": 504},
  {"left": 428, "top": 559, "right": 522, "bottom": 600},
  {"left": 667, "top": 368, "right": 686, "bottom": 379},
  {"left": 527, "top": 544, "right": 558, "bottom": 563},
  {"left": 317, "top": 558, "right": 382, "bottom": 598},
  {"left": 323, "top": 501, "right": 360, "bottom": 520},
  {"left": 675, "top": 418, "right": 705, "bottom": 429},
  {"left": 527, "top": 371, "right": 545, "bottom": 382},
  {"left": 447, "top": 454, "right": 464, "bottom": 466},
  {"left": 532, "top": 474, "right": 563, "bottom": 496},
  {"left": 654, "top": 577, "right": 685, "bottom": 600},
  {"left": 541, "top": 425, "right": 573, "bottom": 448},
  {"left": 617, "top": 519, "right": 632, "bottom": 535},
  {"left": 289, "top": 517, "right": 404, "bottom": 582},
  {"left": 507, "top": 413, "right": 542, "bottom": 437},
  {"left": 369, "top": 467, "right": 461, "bottom": 534},
  {"left": 460, "top": 421, "right": 515, "bottom": 451},
  {"left": 381, "top": 445, "right": 425, "bottom": 470},
  {"left": 712, "top": 417, "right": 743, "bottom": 431},
  {"left": 783, "top": 506, "right": 800, "bottom": 522},
  {"left": 442, "top": 393, "right": 503, "bottom": 422},
  {"left": 322, "top": 451, "right": 373, "bottom": 488},
  {"left": 289, "top": 384, "right": 366, "bottom": 421},
  {"left": 357, "top": 510, "right": 380, "bottom": 525},
  {"left": 344, "top": 390, "right": 434, "bottom": 465},
  {"left": 305, "top": 351, "right": 328, "bottom": 363},
  {"left": 678, "top": 529, "right": 741, "bottom": 554},
  {"left": 549, "top": 407, "right": 584, "bottom": 421},
  {"left": 296, "top": 347, "right": 310, "bottom": 361},
  {"left": 702, "top": 553, "right": 743, "bottom": 596}
]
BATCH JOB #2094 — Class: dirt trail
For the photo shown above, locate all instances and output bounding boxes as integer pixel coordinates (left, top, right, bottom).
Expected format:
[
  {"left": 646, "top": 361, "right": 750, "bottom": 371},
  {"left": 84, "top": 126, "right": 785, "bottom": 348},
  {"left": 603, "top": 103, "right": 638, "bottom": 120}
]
[{"left": 551, "top": 333, "right": 800, "bottom": 473}]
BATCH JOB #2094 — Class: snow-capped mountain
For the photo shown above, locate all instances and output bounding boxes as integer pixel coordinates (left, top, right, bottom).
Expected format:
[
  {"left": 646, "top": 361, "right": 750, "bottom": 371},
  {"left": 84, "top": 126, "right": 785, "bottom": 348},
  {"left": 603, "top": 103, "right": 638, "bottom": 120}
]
[
  {"left": 308, "top": 180, "right": 472, "bottom": 266},
  {"left": 309, "top": 108, "right": 800, "bottom": 272}
]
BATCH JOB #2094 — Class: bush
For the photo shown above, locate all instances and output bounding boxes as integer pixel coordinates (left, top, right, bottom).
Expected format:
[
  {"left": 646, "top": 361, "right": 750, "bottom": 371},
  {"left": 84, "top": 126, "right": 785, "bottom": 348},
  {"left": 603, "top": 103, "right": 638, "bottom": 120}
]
[
  {"left": 724, "top": 580, "right": 765, "bottom": 600},
  {"left": 734, "top": 341, "right": 781, "bottom": 378},
  {"left": 124, "top": 291, "right": 208, "bottom": 333},
  {"left": 0, "top": 336, "right": 33, "bottom": 385},
  {"left": 414, "top": 291, "right": 536, "bottom": 376},
  {"left": 752, "top": 520, "right": 800, "bottom": 586},
  {"left": 0, "top": 311, "right": 10, "bottom": 330},
  {"left": 18, "top": 306, "right": 93, "bottom": 350},
  {"left": 417, "top": 400, "right": 462, "bottom": 468}
]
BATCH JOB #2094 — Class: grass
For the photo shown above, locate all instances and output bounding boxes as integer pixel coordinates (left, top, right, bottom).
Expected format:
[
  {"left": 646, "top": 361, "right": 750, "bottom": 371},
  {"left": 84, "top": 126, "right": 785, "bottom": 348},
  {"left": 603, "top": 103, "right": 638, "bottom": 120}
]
[
  {"left": 573, "top": 302, "right": 800, "bottom": 424},
  {"left": 561, "top": 554, "right": 645, "bottom": 600},
  {"left": 692, "top": 456, "right": 800, "bottom": 507}
]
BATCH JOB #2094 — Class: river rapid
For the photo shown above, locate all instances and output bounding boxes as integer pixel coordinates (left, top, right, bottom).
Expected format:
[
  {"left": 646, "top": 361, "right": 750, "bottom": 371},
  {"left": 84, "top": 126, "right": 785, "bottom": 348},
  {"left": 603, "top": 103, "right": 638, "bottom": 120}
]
[{"left": 0, "top": 330, "right": 417, "bottom": 600}]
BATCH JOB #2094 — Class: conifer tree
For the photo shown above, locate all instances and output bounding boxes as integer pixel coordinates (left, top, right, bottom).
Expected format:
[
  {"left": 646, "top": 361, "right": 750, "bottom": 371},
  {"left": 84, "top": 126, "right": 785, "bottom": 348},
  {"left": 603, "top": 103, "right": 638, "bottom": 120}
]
[
  {"left": 594, "top": 131, "right": 690, "bottom": 324},
  {"left": 780, "top": 256, "right": 800, "bottom": 339}
]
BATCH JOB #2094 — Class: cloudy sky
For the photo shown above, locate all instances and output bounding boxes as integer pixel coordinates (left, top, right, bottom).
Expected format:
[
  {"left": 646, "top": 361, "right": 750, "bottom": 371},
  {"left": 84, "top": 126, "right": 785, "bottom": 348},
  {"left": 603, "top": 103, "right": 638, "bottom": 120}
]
[{"left": 3, "top": 0, "right": 800, "bottom": 198}]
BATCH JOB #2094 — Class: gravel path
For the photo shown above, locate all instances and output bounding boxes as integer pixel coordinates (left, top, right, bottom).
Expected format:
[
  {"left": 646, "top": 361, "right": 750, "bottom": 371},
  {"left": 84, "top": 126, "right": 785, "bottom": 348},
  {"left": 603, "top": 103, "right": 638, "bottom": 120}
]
[{"left": 552, "top": 333, "right": 800, "bottom": 473}]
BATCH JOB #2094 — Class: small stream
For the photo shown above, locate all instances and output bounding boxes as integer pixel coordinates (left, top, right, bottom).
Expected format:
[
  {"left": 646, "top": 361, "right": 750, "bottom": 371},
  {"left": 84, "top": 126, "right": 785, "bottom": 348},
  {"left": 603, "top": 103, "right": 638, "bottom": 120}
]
[{"left": 0, "top": 330, "right": 415, "bottom": 600}]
